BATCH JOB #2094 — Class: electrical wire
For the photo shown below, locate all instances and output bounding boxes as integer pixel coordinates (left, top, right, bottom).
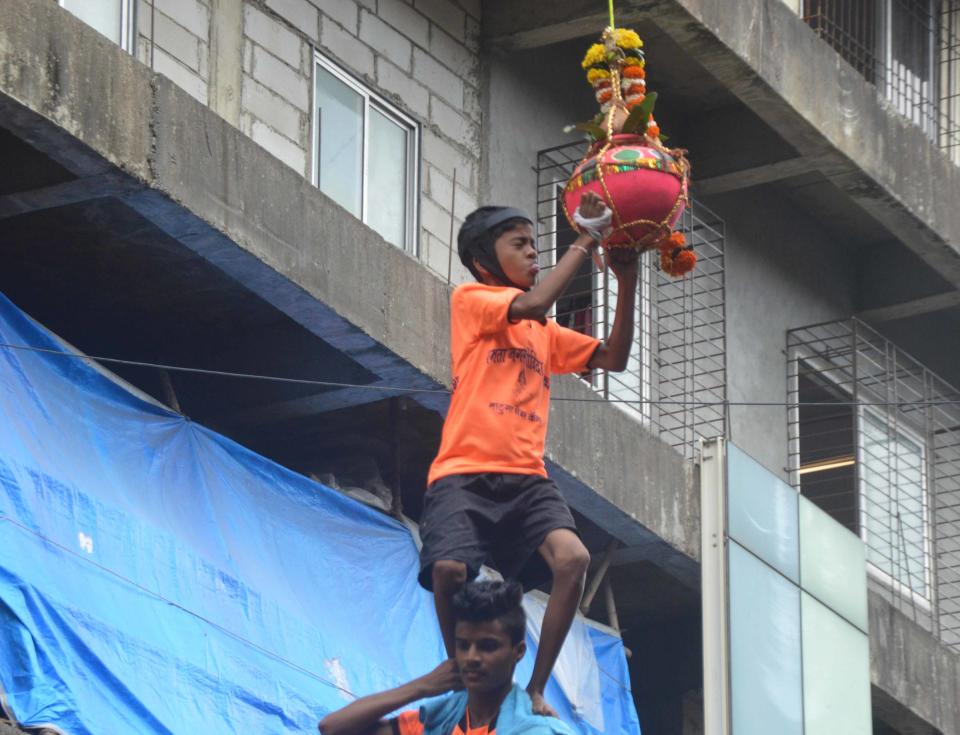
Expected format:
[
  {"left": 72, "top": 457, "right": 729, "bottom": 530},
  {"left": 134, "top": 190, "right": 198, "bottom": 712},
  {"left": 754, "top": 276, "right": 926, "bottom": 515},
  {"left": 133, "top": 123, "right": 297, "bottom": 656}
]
[{"left": 2, "top": 342, "right": 960, "bottom": 408}]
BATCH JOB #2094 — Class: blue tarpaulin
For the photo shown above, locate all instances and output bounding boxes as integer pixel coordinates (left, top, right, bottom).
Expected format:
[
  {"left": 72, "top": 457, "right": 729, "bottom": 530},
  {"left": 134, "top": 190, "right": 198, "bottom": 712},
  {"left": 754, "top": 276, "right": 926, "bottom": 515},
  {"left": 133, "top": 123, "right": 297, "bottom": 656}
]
[{"left": 0, "top": 290, "right": 641, "bottom": 735}]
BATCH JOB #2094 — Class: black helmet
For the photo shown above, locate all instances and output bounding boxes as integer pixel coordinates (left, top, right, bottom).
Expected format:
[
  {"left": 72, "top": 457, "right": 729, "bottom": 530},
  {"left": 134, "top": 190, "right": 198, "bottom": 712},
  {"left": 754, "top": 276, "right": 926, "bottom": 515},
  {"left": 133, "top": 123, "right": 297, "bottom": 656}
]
[{"left": 457, "top": 206, "right": 534, "bottom": 290}]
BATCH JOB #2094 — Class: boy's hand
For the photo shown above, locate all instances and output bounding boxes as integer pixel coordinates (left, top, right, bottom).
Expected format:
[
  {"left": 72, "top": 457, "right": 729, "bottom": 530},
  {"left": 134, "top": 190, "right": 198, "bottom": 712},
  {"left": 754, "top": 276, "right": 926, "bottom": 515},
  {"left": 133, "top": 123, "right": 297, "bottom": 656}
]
[
  {"left": 416, "top": 659, "right": 463, "bottom": 698},
  {"left": 606, "top": 247, "right": 640, "bottom": 280},
  {"left": 527, "top": 690, "right": 558, "bottom": 718},
  {"left": 573, "top": 192, "right": 612, "bottom": 249},
  {"left": 578, "top": 191, "right": 606, "bottom": 219}
]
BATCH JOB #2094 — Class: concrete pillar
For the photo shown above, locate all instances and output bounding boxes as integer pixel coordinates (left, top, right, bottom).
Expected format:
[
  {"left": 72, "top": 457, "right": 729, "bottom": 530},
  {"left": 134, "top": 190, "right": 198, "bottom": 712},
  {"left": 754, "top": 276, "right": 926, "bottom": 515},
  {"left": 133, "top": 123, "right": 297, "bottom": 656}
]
[{"left": 208, "top": 0, "right": 243, "bottom": 126}]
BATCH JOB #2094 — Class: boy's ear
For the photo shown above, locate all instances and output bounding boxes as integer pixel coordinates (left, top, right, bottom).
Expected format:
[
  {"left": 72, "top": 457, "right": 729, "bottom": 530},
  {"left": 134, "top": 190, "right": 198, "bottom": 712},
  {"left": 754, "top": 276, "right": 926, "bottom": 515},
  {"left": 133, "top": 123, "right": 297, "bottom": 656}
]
[
  {"left": 514, "top": 640, "right": 526, "bottom": 663},
  {"left": 473, "top": 257, "right": 492, "bottom": 280}
]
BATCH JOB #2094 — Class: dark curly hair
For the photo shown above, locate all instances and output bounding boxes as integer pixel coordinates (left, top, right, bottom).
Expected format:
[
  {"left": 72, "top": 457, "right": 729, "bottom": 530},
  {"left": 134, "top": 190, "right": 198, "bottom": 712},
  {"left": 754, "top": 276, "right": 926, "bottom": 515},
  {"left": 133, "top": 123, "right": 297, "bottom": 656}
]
[{"left": 451, "top": 579, "right": 526, "bottom": 645}]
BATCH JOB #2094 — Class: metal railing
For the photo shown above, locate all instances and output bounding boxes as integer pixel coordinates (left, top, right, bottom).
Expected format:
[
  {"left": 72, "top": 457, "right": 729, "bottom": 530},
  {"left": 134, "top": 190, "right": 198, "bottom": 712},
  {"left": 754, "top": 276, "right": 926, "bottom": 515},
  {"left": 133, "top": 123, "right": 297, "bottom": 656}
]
[
  {"left": 536, "top": 142, "right": 727, "bottom": 458},
  {"left": 787, "top": 318, "right": 960, "bottom": 652},
  {"left": 803, "top": 0, "right": 960, "bottom": 165}
]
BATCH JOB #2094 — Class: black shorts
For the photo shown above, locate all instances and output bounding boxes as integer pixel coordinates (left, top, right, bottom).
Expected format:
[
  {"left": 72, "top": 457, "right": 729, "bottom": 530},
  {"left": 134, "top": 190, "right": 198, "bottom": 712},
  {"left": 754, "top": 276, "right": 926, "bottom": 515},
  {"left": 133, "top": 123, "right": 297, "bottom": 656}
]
[{"left": 418, "top": 473, "right": 578, "bottom": 592}]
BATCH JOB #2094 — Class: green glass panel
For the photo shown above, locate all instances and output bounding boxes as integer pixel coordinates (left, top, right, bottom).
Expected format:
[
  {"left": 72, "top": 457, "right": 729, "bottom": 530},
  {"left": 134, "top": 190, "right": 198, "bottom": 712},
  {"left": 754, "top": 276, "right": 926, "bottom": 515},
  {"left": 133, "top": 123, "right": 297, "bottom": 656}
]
[
  {"left": 801, "top": 593, "right": 872, "bottom": 735},
  {"left": 728, "top": 443, "right": 800, "bottom": 582},
  {"left": 799, "top": 495, "right": 868, "bottom": 632},
  {"left": 729, "top": 542, "right": 803, "bottom": 735}
]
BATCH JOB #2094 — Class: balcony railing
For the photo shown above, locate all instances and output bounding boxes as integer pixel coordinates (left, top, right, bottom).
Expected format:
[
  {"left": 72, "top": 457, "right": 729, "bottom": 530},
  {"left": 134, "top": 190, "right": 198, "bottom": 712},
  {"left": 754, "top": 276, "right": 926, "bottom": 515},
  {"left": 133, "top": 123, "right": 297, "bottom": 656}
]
[
  {"left": 803, "top": 0, "right": 960, "bottom": 165},
  {"left": 535, "top": 142, "right": 727, "bottom": 458},
  {"left": 787, "top": 318, "right": 960, "bottom": 652}
]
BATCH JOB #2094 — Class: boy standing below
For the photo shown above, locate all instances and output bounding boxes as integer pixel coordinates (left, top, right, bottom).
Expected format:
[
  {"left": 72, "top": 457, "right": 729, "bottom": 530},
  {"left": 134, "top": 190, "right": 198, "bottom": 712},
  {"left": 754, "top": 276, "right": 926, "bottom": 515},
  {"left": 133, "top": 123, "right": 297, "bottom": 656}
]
[
  {"left": 419, "top": 191, "right": 638, "bottom": 717},
  {"left": 318, "top": 580, "right": 574, "bottom": 735}
]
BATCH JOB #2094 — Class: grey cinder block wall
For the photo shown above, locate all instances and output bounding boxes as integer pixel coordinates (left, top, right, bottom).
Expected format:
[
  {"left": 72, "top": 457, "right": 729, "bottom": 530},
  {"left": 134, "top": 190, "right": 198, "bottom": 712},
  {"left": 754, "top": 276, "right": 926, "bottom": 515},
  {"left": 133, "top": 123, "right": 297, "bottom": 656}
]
[{"left": 135, "top": 0, "right": 481, "bottom": 283}]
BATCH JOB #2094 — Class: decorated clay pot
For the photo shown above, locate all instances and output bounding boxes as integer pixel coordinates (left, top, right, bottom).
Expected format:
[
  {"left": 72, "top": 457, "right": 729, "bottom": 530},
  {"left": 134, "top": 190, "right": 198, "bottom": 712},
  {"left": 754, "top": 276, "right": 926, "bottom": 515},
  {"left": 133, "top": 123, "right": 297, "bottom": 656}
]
[{"left": 563, "top": 134, "right": 687, "bottom": 250}]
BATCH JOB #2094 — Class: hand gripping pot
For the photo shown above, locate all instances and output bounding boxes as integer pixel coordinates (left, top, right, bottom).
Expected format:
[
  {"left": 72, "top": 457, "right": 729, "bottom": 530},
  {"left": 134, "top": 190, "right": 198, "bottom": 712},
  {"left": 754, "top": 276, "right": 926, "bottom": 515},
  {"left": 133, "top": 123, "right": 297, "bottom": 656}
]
[{"left": 563, "top": 134, "right": 689, "bottom": 251}]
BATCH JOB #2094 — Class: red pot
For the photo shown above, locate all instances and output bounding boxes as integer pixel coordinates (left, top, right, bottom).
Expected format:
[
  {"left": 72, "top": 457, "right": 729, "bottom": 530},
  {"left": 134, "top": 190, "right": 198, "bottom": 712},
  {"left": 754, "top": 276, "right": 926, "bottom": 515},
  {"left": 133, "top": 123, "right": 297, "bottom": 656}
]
[{"left": 563, "top": 134, "right": 688, "bottom": 249}]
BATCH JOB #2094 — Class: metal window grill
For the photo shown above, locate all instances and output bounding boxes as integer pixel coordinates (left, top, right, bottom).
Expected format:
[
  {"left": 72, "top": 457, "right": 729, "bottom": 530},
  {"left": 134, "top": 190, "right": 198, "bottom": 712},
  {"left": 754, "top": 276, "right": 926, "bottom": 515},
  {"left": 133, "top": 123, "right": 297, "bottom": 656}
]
[
  {"left": 535, "top": 142, "right": 727, "bottom": 458},
  {"left": 787, "top": 318, "right": 960, "bottom": 652},
  {"left": 803, "top": 0, "right": 960, "bottom": 165}
]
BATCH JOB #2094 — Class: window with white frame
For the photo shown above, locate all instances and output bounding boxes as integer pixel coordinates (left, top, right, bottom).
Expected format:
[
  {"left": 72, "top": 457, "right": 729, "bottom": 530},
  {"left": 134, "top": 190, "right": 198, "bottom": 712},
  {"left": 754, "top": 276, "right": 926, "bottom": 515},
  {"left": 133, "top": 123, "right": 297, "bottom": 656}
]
[
  {"left": 312, "top": 54, "right": 419, "bottom": 253},
  {"left": 790, "top": 354, "right": 933, "bottom": 605},
  {"left": 859, "top": 408, "right": 931, "bottom": 602},
  {"left": 60, "top": 0, "right": 137, "bottom": 52}
]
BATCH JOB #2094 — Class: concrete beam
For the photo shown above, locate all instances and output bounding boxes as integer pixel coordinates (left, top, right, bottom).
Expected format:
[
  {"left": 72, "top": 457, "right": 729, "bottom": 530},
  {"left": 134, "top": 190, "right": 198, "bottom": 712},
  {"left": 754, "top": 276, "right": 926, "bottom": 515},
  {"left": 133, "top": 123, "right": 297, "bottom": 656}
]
[
  {"left": 485, "top": 0, "right": 960, "bottom": 288},
  {"left": 0, "top": 173, "right": 142, "bottom": 221},
  {"left": 219, "top": 382, "right": 444, "bottom": 427},
  {"left": 693, "top": 156, "right": 817, "bottom": 197},
  {"left": 869, "top": 591, "right": 960, "bottom": 735},
  {"left": 858, "top": 290, "right": 960, "bottom": 323}
]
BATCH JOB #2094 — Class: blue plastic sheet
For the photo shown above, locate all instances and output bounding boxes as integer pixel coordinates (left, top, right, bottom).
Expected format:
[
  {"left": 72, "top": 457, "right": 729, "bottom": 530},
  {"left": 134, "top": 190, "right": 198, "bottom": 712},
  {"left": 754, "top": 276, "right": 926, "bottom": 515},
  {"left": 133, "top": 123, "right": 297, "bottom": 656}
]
[{"left": 0, "top": 291, "right": 640, "bottom": 735}]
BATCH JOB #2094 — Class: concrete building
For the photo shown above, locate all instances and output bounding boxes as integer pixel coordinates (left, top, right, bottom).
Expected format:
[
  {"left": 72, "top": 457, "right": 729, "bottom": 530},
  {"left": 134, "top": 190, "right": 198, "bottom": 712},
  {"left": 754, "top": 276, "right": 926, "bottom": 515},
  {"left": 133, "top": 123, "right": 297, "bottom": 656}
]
[{"left": 1, "top": 0, "right": 959, "bottom": 733}]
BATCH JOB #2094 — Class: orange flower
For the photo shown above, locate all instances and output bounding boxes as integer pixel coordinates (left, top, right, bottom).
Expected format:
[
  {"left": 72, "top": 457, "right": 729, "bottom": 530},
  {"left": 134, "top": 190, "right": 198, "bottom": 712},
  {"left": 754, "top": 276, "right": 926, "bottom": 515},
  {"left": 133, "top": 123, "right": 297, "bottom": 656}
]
[
  {"left": 622, "top": 66, "right": 646, "bottom": 79},
  {"left": 658, "top": 232, "right": 696, "bottom": 276},
  {"left": 623, "top": 83, "right": 645, "bottom": 98},
  {"left": 674, "top": 250, "right": 697, "bottom": 274},
  {"left": 647, "top": 124, "right": 661, "bottom": 138},
  {"left": 594, "top": 79, "right": 612, "bottom": 90},
  {"left": 596, "top": 89, "right": 614, "bottom": 104},
  {"left": 626, "top": 95, "right": 646, "bottom": 109}
]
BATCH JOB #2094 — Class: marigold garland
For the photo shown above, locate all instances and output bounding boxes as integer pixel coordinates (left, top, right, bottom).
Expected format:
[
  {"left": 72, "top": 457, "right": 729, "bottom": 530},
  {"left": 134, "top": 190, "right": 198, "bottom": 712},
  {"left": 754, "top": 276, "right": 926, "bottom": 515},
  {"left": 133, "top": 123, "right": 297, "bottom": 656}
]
[
  {"left": 612, "top": 28, "right": 642, "bottom": 49},
  {"left": 581, "top": 43, "right": 607, "bottom": 69},
  {"left": 567, "top": 24, "right": 694, "bottom": 277},
  {"left": 580, "top": 26, "right": 661, "bottom": 135},
  {"left": 658, "top": 232, "right": 697, "bottom": 277},
  {"left": 587, "top": 68, "right": 611, "bottom": 84}
]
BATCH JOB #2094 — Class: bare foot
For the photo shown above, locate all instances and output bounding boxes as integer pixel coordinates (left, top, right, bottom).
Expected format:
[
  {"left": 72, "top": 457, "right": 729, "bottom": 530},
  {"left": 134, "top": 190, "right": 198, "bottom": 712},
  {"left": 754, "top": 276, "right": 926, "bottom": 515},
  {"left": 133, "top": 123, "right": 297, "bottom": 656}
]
[{"left": 527, "top": 690, "right": 558, "bottom": 718}]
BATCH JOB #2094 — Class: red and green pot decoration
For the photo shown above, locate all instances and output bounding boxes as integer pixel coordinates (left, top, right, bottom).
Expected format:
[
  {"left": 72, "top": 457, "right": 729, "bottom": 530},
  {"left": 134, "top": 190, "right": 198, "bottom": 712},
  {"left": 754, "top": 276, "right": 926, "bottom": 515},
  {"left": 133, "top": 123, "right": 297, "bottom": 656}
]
[{"left": 563, "top": 25, "right": 695, "bottom": 277}]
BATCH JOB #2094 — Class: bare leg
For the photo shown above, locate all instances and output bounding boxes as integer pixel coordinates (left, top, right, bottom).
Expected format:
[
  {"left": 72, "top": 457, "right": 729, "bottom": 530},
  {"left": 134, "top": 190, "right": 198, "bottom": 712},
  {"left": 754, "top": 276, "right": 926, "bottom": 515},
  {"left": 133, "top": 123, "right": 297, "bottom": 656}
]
[
  {"left": 432, "top": 559, "right": 468, "bottom": 658},
  {"left": 526, "top": 529, "right": 590, "bottom": 717}
]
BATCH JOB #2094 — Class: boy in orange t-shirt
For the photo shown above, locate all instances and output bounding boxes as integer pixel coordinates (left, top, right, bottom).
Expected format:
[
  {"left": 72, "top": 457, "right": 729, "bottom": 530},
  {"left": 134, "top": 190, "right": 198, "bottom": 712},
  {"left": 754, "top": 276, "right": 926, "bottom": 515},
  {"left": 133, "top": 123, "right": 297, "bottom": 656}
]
[{"left": 421, "top": 191, "right": 639, "bottom": 716}]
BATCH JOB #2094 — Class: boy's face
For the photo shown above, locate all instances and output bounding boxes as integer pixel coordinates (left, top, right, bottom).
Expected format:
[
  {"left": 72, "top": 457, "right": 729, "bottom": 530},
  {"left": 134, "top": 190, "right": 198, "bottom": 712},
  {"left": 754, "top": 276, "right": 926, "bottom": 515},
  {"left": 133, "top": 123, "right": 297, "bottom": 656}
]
[
  {"left": 482, "top": 223, "right": 538, "bottom": 289},
  {"left": 454, "top": 619, "right": 525, "bottom": 694}
]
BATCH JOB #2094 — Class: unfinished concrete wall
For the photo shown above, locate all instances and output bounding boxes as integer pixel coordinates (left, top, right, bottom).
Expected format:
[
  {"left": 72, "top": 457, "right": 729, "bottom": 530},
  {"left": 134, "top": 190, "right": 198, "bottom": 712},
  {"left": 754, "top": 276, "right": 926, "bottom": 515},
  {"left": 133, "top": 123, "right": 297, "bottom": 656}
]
[
  {"left": 707, "top": 186, "right": 856, "bottom": 481},
  {"left": 482, "top": 37, "right": 596, "bottom": 214}
]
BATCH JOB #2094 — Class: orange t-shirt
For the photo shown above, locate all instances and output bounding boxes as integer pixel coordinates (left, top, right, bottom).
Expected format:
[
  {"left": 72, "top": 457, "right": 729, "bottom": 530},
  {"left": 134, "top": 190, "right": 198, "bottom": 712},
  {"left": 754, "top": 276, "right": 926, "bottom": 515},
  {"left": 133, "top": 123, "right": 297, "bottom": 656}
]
[
  {"left": 427, "top": 283, "right": 600, "bottom": 485},
  {"left": 394, "top": 709, "right": 495, "bottom": 735}
]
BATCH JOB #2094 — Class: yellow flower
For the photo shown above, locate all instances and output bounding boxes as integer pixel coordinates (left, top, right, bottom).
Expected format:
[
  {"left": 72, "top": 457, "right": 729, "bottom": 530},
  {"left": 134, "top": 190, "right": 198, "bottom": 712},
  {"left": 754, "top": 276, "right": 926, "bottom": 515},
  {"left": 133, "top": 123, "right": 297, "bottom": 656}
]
[
  {"left": 613, "top": 28, "right": 642, "bottom": 49},
  {"left": 623, "top": 57, "right": 645, "bottom": 67},
  {"left": 581, "top": 43, "right": 607, "bottom": 69},
  {"left": 587, "top": 68, "right": 611, "bottom": 84}
]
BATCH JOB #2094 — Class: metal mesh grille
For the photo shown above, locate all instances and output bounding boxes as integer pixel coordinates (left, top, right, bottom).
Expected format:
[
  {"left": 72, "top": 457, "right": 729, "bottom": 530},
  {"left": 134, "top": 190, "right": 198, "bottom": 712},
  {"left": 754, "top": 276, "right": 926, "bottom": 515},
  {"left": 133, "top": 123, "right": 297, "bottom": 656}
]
[
  {"left": 803, "top": 0, "right": 960, "bottom": 165},
  {"left": 787, "top": 319, "right": 960, "bottom": 652},
  {"left": 535, "top": 142, "right": 727, "bottom": 457}
]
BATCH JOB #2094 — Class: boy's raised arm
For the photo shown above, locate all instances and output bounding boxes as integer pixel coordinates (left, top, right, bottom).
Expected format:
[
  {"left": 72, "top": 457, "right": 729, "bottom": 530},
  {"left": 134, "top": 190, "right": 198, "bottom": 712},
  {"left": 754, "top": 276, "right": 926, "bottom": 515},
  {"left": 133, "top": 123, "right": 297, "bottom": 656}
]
[
  {"left": 508, "top": 192, "right": 606, "bottom": 322},
  {"left": 587, "top": 248, "right": 640, "bottom": 372},
  {"left": 318, "top": 660, "right": 461, "bottom": 735}
]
